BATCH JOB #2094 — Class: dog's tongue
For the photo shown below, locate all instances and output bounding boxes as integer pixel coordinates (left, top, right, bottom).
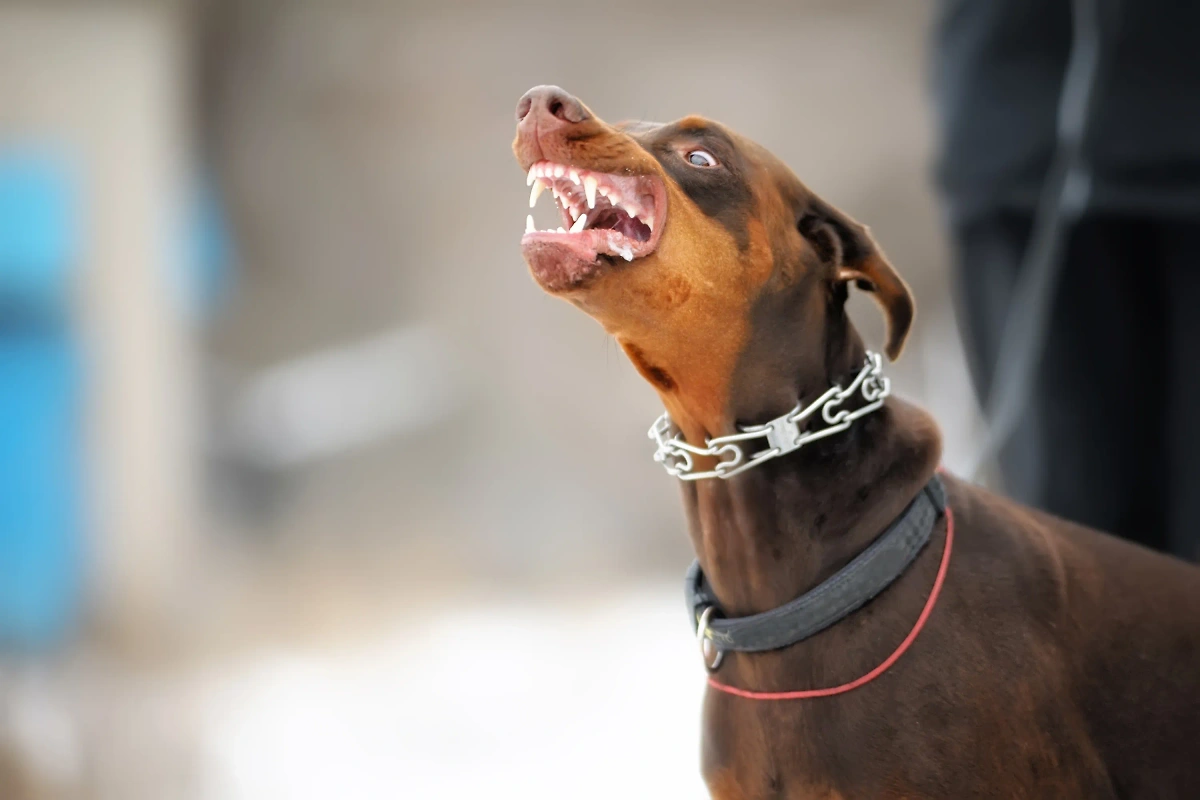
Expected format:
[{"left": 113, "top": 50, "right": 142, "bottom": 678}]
[{"left": 588, "top": 207, "right": 651, "bottom": 246}]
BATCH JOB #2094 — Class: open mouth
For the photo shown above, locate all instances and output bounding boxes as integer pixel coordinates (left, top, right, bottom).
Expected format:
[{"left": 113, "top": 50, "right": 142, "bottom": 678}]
[{"left": 520, "top": 160, "right": 665, "bottom": 290}]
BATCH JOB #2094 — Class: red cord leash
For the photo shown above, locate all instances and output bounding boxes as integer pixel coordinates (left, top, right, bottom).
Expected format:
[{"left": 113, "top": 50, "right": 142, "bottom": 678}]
[{"left": 706, "top": 505, "right": 955, "bottom": 701}]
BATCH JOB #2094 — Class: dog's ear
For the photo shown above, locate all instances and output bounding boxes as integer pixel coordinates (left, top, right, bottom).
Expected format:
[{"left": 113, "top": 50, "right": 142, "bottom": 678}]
[{"left": 799, "top": 196, "right": 914, "bottom": 361}]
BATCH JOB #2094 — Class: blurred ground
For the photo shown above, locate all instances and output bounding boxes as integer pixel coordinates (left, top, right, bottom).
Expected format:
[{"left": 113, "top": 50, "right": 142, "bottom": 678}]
[{"left": 0, "top": 1, "right": 979, "bottom": 797}]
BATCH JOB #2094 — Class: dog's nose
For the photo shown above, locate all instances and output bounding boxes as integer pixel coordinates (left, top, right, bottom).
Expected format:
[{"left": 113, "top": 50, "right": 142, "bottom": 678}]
[{"left": 515, "top": 85, "right": 589, "bottom": 126}]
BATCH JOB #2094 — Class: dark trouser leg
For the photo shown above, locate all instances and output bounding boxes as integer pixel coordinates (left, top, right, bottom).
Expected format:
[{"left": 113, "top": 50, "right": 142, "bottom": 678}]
[
  {"left": 1159, "top": 221, "right": 1200, "bottom": 560},
  {"left": 952, "top": 212, "right": 1169, "bottom": 552}
]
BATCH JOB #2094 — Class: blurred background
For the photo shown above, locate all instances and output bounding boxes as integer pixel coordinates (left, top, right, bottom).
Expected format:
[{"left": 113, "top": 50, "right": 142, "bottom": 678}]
[{"left": 0, "top": 1, "right": 980, "bottom": 797}]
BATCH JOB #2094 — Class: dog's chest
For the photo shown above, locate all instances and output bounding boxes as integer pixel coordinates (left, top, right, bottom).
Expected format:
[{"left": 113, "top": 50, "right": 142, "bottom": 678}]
[
  {"left": 700, "top": 705, "right": 867, "bottom": 799},
  {"left": 706, "top": 768, "right": 846, "bottom": 800}
]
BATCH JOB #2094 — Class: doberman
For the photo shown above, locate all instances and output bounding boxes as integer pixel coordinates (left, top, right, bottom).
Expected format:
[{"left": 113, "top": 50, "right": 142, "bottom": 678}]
[{"left": 513, "top": 85, "right": 1200, "bottom": 799}]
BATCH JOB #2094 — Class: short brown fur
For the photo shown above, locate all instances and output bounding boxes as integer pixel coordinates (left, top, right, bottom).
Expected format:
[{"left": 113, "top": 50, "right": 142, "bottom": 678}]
[{"left": 514, "top": 86, "right": 1200, "bottom": 799}]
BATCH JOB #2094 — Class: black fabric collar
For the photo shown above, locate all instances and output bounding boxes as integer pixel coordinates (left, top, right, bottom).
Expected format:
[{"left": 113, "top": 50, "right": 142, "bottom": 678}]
[{"left": 687, "top": 475, "right": 946, "bottom": 653}]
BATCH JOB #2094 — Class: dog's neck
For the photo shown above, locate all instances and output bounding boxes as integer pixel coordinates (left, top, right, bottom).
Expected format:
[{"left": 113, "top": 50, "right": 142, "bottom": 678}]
[{"left": 674, "top": 340, "right": 942, "bottom": 618}]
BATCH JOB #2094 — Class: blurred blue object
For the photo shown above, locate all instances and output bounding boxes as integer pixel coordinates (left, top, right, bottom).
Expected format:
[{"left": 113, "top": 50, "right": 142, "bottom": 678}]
[
  {"left": 0, "top": 337, "right": 83, "bottom": 648},
  {"left": 0, "top": 153, "right": 78, "bottom": 319},
  {"left": 0, "top": 151, "right": 83, "bottom": 648},
  {"left": 182, "top": 170, "right": 234, "bottom": 321}
]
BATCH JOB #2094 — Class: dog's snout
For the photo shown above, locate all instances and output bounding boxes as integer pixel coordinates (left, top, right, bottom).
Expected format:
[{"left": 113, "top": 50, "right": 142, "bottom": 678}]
[{"left": 516, "top": 85, "right": 588, "bottom": 125}]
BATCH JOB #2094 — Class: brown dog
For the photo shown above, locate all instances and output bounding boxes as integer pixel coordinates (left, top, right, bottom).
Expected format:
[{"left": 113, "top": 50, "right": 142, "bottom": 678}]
[{"left": 513, "top": 85, "right": 1200, "bottom": 799}]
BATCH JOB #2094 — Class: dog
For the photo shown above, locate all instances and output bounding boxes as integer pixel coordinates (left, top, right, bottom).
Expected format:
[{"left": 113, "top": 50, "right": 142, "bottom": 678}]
[{"left": 513, "top": 85, "right": 1200, "bottom": 799}]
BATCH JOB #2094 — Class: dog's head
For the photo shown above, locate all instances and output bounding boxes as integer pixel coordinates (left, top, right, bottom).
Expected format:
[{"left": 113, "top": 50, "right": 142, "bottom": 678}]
[{"left": 514, "top": 86, "right": 913, "bottom": 444}]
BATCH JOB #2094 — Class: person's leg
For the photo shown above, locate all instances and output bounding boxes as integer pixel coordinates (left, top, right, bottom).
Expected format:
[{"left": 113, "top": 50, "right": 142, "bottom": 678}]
[
  {"left": 953, "top": 213, "right": 1168, "bottom": 548},
  {"left": 1037, "top": 216, "right": 1167, "bottom": 546},
  {"left": 1159, "top": 220, "right": 1200, "bottom": 560},
  {"left": 953, "top": 212, "right": 1047, "bottom": 503}
]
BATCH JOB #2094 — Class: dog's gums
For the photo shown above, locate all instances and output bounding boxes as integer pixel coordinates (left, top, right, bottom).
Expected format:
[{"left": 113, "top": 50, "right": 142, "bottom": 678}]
[{"left": 520, "top": 160, "right": 665, "bottom": 291}]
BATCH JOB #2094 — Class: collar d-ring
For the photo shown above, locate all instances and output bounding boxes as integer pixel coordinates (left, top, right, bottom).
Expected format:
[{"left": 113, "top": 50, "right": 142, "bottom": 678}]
[{"left": 696, "top": 606, "right": 725, "bottom": 672}]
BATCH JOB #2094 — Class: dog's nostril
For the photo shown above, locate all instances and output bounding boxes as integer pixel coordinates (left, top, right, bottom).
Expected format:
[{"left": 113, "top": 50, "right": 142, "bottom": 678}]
[
  {"left": 516, "top": 96, "right": 533, "bottom": 121},
  {"left": 549, "top": 93, "right": 586, "bottom": 123}
]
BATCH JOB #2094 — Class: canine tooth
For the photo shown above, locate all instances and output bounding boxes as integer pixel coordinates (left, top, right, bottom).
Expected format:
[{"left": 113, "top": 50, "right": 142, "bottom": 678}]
[
  {"left": 554, "top": 165, "right": 565, "bottom": 178},
  {"left": 530, "top": 178, "right": 546, "bottom": 208},
  {"left": 569, "top": 213, "right": 587, "bottom": 233},
  {"left": 583, "top": 175, "right": 598, "bottom": 208},
  {"left": 605, "top": 233, "right": 634, "bottom": 261},
  {"left": 646, "top": 215, "right": 654, "bottom": 232},
  {"left": 526, "top": 214, "right": 535, "bottom": 234},
  {"left": 527, "top": 166, "right": 537, "bottom": 186}
]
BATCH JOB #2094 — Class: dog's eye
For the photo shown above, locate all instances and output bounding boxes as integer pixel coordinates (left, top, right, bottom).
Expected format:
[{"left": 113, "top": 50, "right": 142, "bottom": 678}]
[{"left": 686, "top": 149, "right": 718, "bottom": 168}]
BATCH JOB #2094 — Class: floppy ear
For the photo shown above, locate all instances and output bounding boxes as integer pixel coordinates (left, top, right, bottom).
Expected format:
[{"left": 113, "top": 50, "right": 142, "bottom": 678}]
[{"left": 799, "top": 196, "right": 915, "bottom": 361}]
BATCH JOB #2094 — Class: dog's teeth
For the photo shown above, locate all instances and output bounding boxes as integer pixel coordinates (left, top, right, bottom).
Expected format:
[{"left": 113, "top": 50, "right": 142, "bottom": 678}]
[
  {"left": 568, "top": 169, "right": 580, "bottom": 184},
  {"left": 557, "top": 226, "right": 566, "bottom": 233},
  {"left": 583, "top": 175, "right": 598, "bottom": 208},
  {"left": 606, "top": 234, "right": 633, "bottom": 262},
  {"left": 526, "top": 214, "right": 535, "bottom": 234},
  {"left": 569, "top": 213, "right": 587, "bottom": 233},
  {"left": 645, "top": 215, "right": 654, "bottom": 232},
  {"left": 553, "top": 164, "right": 565, "bottom": 178},
  {"left": 526, "top": 166, "right": 537, "bottom": 186},
  {"left": 529, "top": 178, "right": 546, "bottom": 208}
]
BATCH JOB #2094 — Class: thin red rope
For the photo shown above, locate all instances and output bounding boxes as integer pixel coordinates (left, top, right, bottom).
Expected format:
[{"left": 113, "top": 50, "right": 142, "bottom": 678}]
[{"left": 706, "top": 506, "right": 955, "bottom": 701}]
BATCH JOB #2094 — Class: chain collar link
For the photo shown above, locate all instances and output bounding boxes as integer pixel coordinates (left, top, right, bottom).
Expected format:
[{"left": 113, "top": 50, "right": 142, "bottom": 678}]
[{"left": 648, "top": 352, "right": 890, "bottom": 481}]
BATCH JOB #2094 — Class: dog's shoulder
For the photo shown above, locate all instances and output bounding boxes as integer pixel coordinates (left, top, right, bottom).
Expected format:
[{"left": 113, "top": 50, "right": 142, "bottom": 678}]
[
  {"left": 944, "top": 472, "right": 1200, "bottom": 791},
  {"left": 946, "top": 472, "right": 1200, "bottom": 606}
]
